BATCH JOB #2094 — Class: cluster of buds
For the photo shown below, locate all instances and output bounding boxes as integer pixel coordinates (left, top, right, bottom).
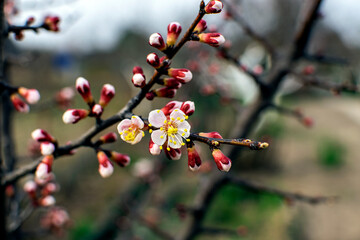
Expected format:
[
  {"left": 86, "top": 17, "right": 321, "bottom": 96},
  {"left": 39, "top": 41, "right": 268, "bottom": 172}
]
[
  {"left": 148, "top": 21, "right": 182, "bottom": 52},
  {"left": 23, "top": 174, "right": 58, "bottom": 207},
  {"left": 10, "top": 87, "right": 40, "bottom": 113},
  {"left": 31, "top": 129, "right": 57, "bottom": 156},
  {"left": 192, "top": 19, "right": 225, "bottom": 47},
  {"left": 40, "top": 207, "right": 71, "bottom": 236},
  {"left": 62, "top": 77, "right": 115, "bottom": 124},
  {"left": 188, "top": 132, "right": 232, "bottom": 172},
  {"left": 96, "top": 150, "right": 130, "bottom": 178},
  {"left": 10, "top": 15, "right": 60, "bottom": 41},
  {"left": 93, "top": 132, "right": 131, "bottom": 178}
]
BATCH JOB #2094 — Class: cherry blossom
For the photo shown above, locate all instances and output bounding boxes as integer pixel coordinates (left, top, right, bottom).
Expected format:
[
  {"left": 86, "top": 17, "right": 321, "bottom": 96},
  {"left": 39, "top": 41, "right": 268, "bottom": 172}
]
[{"left": 117, "top": 116, "right": 145, "bottom": 145}]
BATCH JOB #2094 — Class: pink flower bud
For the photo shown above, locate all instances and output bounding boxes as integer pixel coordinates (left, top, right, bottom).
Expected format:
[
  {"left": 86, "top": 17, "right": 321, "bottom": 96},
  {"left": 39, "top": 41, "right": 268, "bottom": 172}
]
[
  {"left": 23, "top": 180, "right": 37, "bottom": 193},
  {"left": 132, "top": 66, "right": 143, "bottom": 74},
  {"left": 36, "top": 155, "right": 54, "bottom": 180},
  {"left": 147, "top": 53, "right": 160, "bottom": 68},
  {"left": 99, "top": 132, "right": 117, "bottom": 144},
  {"left": 91, "top": 104, "right": 103, "bottom": 117},
  {"left": 26, "top": 16, "right": 35, "bottom": 26},
  {"left": 42, "top": 182, "right": 57, "bottom": 196},
  {"left": 167, "top": 22, "right": 182, "bottom": 46},
  {"left": 99, "top": 84, "right": 115, "bottom": 107},
  {"left": 40, "top": 142, "right": 55, "bottom": 156},
  {"left": 97, "top": 151, "right": 114, "bottom": 178},
  {"left": 187, "top": 145, "right": 201, "bottom": 171},
  {"left": 302, "top": 117, "right": 314, "bottom": 128},
  {"left": 153, "top": 87, "right": 177, "bottom": 98},
  {"left": 149, "top": 139, "right": 162, "bottom": 155},
  {"left": 55, "top": 87, "right": 74, "bottom": 108},
  {"left": 31, "top": 129, "right": 55, "bottom": 142},
  {"left": 180, "top": 101, "right": 195, "bottom": 116},
  {"left": 212, "top": 149, "right": 231, "bottom": 172},
  {"left": 162, "top": 78, "right": 182, "bottom": 89},
  {"left": 205, "top": 0, "right": 223, "bottom": 14},
  {"left": 110, "top": 152, "right": 131, "bottom": 167},
  {"left": 167, "top": 68, "right": 192, "bottom": 83},
  {"left": 40, "top": 195, "right": 56, "bottom": 207},
  {"left": 43, "top": 15, "right": 60, "bottom": 32},
  {"left": 198, "top": 33, "right": 225, "bottom": 47},
  {"left": 199, "top": 132, "right": 223, "bottom": 139},
  {"left": 10, "top": 94, "right": 29, "bottom": 113},
  {"left": 75, "top": 77, "right": 93, "bottom": 104},
  {"left": 161, "top": 101, "right": 183, "bottom": 116},
  {"left": 149, "top": 33, "right": 166, "bottom": 51},
  {"left": 194, "top": 19, "right": 207, "bottom": 33},
  {"left": 18, "top": 87, "right": 40, "bottom": 104},
  {"left": 62, "top": 109, "right": 89, "bottom": 124},
  {"left": 165, "top": 147, "right": 182, "bottom": 160},
  {"left": 132, "top": 73, "right": 146, "bottom": 88}
]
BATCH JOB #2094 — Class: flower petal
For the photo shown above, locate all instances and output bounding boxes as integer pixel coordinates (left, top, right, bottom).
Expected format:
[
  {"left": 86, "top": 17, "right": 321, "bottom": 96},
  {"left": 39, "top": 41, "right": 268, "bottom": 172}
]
[
  {"left": 131, "top": 115, "right": 144, "bottom": 129},
  {"left": 168, "top": 134, "right": 182, "bottom": 149},
  {"left": 131, "top": 131, "right": 144, "bottom": 145},
  {"left": 149, "top": 110, "right": 166, "bottom": 128},
  {"left": 151, "top": 129, "right": 167, "bottom": 146},
  {"left": 117, "top": 119, "right": 132, "bottom": 133},
  {"left": 177, "top": 121, "right": 191, "bottom": 138},
  {"left": 170, "top": 109, "right": 186, "bottom": 122}
]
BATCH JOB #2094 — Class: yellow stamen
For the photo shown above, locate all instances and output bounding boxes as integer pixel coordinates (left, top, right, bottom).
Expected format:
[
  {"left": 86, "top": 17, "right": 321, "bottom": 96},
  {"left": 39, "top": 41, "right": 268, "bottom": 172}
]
[
  {"left": 148, "top": 124, "right": 152, "bottom": 127},
  {"left": 159, "top": 146, "right": 163, "bottom": 150},
  {"left": 142, "top": 132, "right": 145, "bottom": 137},
  {"left": 180, "top": 119, "right": 184, "bottom": 122},
  {"left": 185, "top": 116, "right": 188, "bottom": 119},
  {"left": 160, "top": 136, "right": 164, "bottom": 139},
  {"left": 177, "top": 117, "right": 180, "bottom": 120},
  {"left": 149, "top": 129, "right": 153, "bottom": 133},
  {"left": 181, "top": 143, "right": 185, "bottom": 146},
  {"left": 157, "top": 110, "right": 160, "bottom": 113},
  {"left": 167, "top": 147, "right": 170, "bottom": 151},
  {"left": 186, "top": 139, "right": 190, "bottom": 142}
]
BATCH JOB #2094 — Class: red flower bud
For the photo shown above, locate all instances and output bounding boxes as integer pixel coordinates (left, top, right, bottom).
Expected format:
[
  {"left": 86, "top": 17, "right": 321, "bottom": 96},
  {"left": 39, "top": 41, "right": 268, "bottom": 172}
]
[
  {"left": 99, "top": 84, "right": 115, "bottom": 107},
  {"left": 26, "top": 16, "right": 35, "bottom": 26},
  {"left": 149, "top": 139, "right": 162, "bottom": 155},
  {"left": 162, "top": 78, "right": 182, "bottom": 89},
  {"left": 212, "top": 149, "right": 231, "bottom": 172},
  {"left": 147, "top": 53, "right": 160, "bottom": 68},
  {"left": 164, "top": 147, "right": 182, "bottom": 160},
  {"left": 91, "top": 104, "right": 103, "bottom": 118},
  {"left": 146, "top": 92, "right": 156, "bottom": 101},
  {"left": 43, "top": 15, "right": 60, "bottom": 32},
  {"left": 31, "top": 129, "right": 56, "bottom": 142},
  {"left": 167, "top": 68, "right": 192, "bottom": 83},
  {"left": 199, "top": 132, "right": 223, "bottom": 139},
  {"left": 75, "top": 77, "right": 93, "bottom": 104},
  {"left": 40, "top": 142, "right": 55, "bottom": 156},
  {"left": 198, "top": 33, "right": 225, "bottom": 47},
  {"left": 149, "top": 33, "right": 166, "bottom": 51},
  {"left": 180, "top": 101, "right": 195, "bottom": 116},
  {"left": 36, "top": 155, "right": 54, "bottom": 180},
  {"left": 99, "top": 132, "right": 117, "bottom": 144},
  {"left": 62, "top": 109, "right": 89, "bottom": 124},
  {"left": 10, "top": 94, "right": 29, "bottom": 113},
  {"left": 153, "top": 87, "right": 177, "bottom": 98},
  {"left": 132, "top": 73, "right": 146, "bottom": 88},
  {"left": 167, "top": 22, "right": 182, "bottom": 46},
  {"left": 161, "top": 100, "right": 183, "bottom": 116},
  {"left": 194, "top": 19, "right": 207, "bottom": 33},
  {"left": 110, "top": 151, "right": 131, "bottom": 167},
  {"left": 205, "top": 0, "right": 223, "bottom": 14},
  {"left": 18, "top": 87, "right": 40, "bottom": 104},
  {"left": 97, "top": 151, "right": 114, "bottom": 178},
  {"left": 187, "top": 145, "right": 201, "bottom": 171},
  {"left": 132, "top": 66, "right": 143, "bottom": 74}
]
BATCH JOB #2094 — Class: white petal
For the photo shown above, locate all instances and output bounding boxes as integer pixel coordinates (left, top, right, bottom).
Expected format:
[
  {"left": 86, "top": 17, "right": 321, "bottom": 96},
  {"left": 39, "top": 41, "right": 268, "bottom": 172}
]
[
  {"left": 131, "top": 115, "right": 144, "bottom": 129},
  {"left": 177, "top": 121, "right": 191, "bottom": 138},
  {"left": 148, "top": 110, "right": 166, "bottom": 128},
  {"left": 117, "top": 119, "right": 132, "bottom": 133},
  {"left": 130, "top": 131, "right": 143, "bottom": 145},
  {"left": 99, "top": 163, "right": 114, "bottom": 178},
  {"left": 168, "top": 134, "right": 182, "bottom": 149},
  {"left": 151, "top": 129, "right": 167, "bottom": 146},
  {"left": 170, "top": 109, "right": 186, "bottom": 121}
]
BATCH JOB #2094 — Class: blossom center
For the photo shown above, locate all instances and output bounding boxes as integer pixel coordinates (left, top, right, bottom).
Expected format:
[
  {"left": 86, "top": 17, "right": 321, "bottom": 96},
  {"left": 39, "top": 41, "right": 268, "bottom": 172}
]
[{"left": 167, "top": 125, "right": 178, "bottom": 136}]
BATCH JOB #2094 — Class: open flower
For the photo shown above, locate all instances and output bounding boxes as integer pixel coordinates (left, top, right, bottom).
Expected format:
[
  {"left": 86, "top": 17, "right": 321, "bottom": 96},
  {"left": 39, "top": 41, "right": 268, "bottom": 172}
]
[
  {"left": 148, "top": 109, "right": 190, "bottom": 150},
  {"left": 117, "top": 116, "right": 145, "bottom": 144}
]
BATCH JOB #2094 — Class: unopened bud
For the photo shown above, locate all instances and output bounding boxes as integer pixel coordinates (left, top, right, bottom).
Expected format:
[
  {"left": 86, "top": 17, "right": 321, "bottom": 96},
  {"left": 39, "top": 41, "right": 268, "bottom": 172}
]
[
  {"left": 62, "top": 109, "right": 89, "bottom": 124},
  {"left": 153, "top": 87, "right": 177, "bottom": 98},
  {"left": 147, "top": 53, "right": 160, "bottom": 68},
  {"left": 161, "top": 101, "right": 183, "bottom": 116},
  {"left": 91, "top": 104, "right": 103, "bottom": 118},
  {"left": 187, "top": 145, "right": 201, "bottom": 171},
  {"left": 167, "top": 22, "right": 182, "bottom": 46},
  {"left": 99, "top": 132, "right": 117, "bottom": 144},
  {"left": 149, "top": 33, "right": 166, "bottom": 51},
  {"left": 199, "top": 132, "right": 223, "bottom": 139},
  {"left": 10, "top": 94, "right": 29, "bottom": 113},
  {"left": 99, "top": 84, "right": 115, "bottom": 107},
  {"left": 132, "top": 73, "right": 146, "bottom": 88},
  {"left": 132, "top": 66, "right": 143, "bottom": 74},
  {"left": 165, "top": 147, "right": 182, "bottom": 160},
  {"left": 40, "top": 195, "right": 56, "bottom": 207},
  {"left": 205, "top": 0, "right": 223, "bottom": 14},
  {"left": 167, "top": 68, "right": 192, "bottom": 83},
  {"left": 31, "top": 129, "right": 55, "bottom": 142},
  {"left": 149, "top": 139, "right": 162, "bottom": 155},
  {"left": 97, "top": 151, "right": 114, "bottom": 178},
  {"left": 18, "top": 87, "right": 40, "bottom": 104},
  {"left": 43, "top": 15, "right": 60, "bottom": 32},
  {"left": 212, "top": 149, "right": 231, "bottom": 172},
  {"left": 40, "top": 142, "right": 55, "bottom": 156},
  {"left": 75, "top": 77, "right": 93, "bottom": 105},
  {"left": 194, "top": 19, "right": 207, "bottom": 33},
  {"left": 198, "top": 33, "right": 225, "bottom": 47},
  {"left": 110, "top": 152, "right": 131, "bottom": 167},
  {"left": 35, "top": 155, "right": 54, "bottom": 180},
  {"left": 180, "top": 101, "right": 195, "bottom": 116},
  {"left": 161, "top": 78, "right": 182, "bottom": 89}
]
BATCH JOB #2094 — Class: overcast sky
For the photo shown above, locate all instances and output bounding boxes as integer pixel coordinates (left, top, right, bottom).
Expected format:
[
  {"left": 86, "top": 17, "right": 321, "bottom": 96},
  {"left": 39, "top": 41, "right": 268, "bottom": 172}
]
[{"left": 10, "top": 0, "right": 360, "bottom": 53}]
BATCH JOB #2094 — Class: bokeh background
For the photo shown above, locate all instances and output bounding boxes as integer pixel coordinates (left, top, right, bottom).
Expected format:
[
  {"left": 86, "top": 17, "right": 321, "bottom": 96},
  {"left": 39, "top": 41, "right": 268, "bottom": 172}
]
[{"left": 6, "top": 0, "right": 360, "bottom": 239}]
